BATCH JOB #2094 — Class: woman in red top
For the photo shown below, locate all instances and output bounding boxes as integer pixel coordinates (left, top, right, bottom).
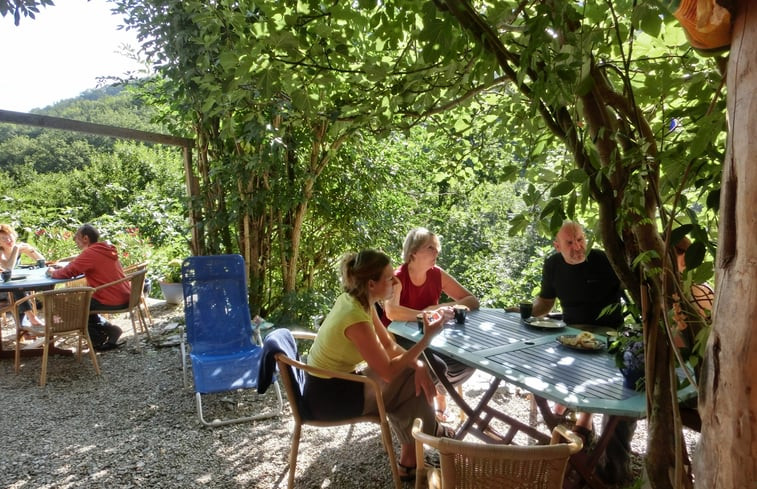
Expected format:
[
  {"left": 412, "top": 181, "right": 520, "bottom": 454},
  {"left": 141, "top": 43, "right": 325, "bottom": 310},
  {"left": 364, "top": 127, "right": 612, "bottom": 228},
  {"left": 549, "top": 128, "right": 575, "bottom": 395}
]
[
  {"left": 384, "top": 227, "right": 479, "bottom": 422},
  {"left": 48, "top": 224, "right": 129, "bottom": 350}
]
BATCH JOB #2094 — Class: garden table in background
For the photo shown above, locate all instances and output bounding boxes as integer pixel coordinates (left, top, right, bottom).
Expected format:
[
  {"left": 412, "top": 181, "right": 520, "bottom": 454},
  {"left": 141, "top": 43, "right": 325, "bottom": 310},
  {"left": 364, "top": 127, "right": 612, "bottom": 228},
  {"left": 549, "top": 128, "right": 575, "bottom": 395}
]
[
  {"left": 389, "top": 308, "right": 696, "bottom": 489},
  {"left": 0, "top": 266, "right": 81, "bottom": 358}
]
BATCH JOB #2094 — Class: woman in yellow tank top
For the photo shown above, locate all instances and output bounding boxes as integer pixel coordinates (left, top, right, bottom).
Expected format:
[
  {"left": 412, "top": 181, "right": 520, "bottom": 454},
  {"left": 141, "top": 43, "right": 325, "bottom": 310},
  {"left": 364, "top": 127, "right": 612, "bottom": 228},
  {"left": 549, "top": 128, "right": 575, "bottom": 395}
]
[{"left": 306, "top": 249, "right": 454, "bottom": 481}]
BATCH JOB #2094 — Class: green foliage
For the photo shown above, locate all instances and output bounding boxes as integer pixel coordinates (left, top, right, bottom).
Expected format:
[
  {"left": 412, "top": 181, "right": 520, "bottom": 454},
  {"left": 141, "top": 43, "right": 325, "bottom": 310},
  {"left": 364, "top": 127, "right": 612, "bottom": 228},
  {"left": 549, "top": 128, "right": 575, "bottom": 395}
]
[
  {"left": 27, "top": 226, "right": 79, "bottom": 262},
  {"left": 0, "top": 0, "right": 53, "bottom": 26},
  {"left": 159, "top": 258, "right": 184, "bottom": 283},
  {"left": 1, "top": 82, "right": 190, "bottom": 293}
]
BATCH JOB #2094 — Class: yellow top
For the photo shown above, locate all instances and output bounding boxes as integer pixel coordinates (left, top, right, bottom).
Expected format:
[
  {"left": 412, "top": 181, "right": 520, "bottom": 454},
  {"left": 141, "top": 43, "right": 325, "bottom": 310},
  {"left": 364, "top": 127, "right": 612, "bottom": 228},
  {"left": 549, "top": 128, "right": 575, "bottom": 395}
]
[{"left": 308, "top": 292, "right": 373, "bottom": 375}]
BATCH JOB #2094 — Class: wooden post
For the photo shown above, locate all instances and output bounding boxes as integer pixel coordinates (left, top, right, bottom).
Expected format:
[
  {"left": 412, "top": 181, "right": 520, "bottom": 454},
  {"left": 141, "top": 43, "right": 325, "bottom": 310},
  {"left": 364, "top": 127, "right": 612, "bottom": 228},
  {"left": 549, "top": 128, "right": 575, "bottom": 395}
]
[
  {"left": 695, "top": 2, "right": 757, "bottom": 487},
  {"left": 182, "top": 145, "right": 204, "bottom": 255}
]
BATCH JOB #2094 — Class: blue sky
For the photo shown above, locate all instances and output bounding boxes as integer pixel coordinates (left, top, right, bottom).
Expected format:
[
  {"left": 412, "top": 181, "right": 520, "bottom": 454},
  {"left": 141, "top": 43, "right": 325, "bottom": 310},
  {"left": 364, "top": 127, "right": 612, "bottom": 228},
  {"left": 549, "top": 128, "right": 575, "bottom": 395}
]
[{"left": 0, "top": 0, "right": 144, "bottom": 112}]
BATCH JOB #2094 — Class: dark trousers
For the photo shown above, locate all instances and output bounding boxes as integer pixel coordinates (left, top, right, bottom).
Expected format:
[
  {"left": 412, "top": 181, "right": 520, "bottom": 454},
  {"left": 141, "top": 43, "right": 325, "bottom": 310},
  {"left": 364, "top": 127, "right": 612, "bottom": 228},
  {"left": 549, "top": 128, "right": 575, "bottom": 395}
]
[
  {"left": 11, "top": 289, "right": 34, "bottom": 315},
  {"left": 88, "top": 299, "right": 126, "bottom": 345},
  {"left": 598, "top": 418, "right": 636, "bottom": 484}
]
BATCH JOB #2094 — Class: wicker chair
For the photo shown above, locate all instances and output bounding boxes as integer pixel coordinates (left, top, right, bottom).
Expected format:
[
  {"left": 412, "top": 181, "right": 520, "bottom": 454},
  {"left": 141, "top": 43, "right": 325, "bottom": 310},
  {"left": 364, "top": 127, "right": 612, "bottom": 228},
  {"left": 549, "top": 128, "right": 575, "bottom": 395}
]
[
  {"left": 270, "top": 329, "right": 402, "bottom": 489},
  {"left": 14, "top": 287, "right": 100, "bottom": 386},
  {"left": 123, "top": 262, "right": 154, "bottom": 328},
  {"left": 90, "top": 269, "right": 149, "bottom": 348},
  {"left": 1, "top": 291, "right": 15, "bottom": 328},
  {"left": 411, "top": 418, "right": 582, "bottom": 489}
]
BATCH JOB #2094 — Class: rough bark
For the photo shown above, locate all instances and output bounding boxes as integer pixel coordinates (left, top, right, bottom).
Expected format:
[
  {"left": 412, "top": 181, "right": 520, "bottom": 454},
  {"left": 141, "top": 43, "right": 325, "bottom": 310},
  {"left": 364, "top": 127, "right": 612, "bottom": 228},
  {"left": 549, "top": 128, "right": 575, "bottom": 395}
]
[{"left": 696, "top": 1, "right": 757, "bottom": 487}]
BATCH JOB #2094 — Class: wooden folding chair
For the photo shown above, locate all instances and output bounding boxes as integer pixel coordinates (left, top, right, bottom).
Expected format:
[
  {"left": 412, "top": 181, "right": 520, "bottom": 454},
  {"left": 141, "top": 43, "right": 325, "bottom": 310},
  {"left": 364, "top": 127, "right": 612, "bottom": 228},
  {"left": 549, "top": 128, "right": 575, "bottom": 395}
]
[{"left": 267, "top": 329, "right": 402, "bottom": 489}]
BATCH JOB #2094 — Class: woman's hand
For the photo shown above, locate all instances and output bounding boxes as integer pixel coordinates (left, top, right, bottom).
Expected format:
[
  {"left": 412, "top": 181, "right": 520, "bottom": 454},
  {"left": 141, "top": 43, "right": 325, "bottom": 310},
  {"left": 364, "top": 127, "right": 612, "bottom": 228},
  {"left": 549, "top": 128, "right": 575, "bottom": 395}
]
[
  {"left": 413, "top": 361, "right": 437, "bottom": 404},
  {"left": 421, "top": 306, "right": 453, "bottom": 337}
]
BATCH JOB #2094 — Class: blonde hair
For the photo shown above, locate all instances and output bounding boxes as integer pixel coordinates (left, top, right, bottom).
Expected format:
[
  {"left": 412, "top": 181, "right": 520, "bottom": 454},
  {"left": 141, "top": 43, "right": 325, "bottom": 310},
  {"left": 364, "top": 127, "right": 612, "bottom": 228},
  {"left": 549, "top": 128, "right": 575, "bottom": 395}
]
[
  {"left": 339, "top": 249, "right": 390, "bottom": 309},
  {"left": 402, "top": 227, "right": 440, "bottom": 263},
  {"left": 0, "top": 224, "right": 17, "bottom": 240}
]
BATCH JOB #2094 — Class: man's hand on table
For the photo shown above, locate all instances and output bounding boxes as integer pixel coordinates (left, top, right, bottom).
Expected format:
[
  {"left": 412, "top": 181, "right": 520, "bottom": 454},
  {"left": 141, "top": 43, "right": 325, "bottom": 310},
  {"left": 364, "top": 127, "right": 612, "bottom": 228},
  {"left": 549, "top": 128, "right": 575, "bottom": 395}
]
[{"left": 45, "top": 262, "right": 65, "bottom": 277}]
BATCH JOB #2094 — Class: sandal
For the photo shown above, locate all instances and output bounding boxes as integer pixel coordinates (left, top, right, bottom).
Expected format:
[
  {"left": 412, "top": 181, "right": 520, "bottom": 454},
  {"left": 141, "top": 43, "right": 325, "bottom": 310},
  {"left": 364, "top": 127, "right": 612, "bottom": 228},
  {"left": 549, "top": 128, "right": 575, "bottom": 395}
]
[
  {"left": 554, "top": 406, "right": 576, "bottom": 423},
  {"left": 397, "top": 462, "right": 416, "bottom": 482},
  {"left": 435, "top": 409, "right": 451, "bottom": 423},
  {"left": 573, "top": 425, "right": 594, "bottom": 449},
  {"left": 435, "top": 423, "right": 456, "bottom": 439}
]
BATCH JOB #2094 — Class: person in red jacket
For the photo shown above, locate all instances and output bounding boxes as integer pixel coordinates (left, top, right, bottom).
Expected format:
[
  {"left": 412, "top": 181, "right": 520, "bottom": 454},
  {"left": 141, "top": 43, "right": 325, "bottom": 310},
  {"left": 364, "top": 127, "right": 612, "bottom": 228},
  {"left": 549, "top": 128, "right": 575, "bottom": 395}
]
[{"left": 48, "top": 224, "right": 129, "bottom": 351}]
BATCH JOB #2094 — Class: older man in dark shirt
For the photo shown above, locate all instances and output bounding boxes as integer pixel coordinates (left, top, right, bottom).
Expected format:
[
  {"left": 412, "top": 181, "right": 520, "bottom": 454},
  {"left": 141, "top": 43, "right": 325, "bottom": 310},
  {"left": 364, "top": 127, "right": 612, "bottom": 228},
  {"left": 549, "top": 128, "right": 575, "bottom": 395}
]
[{"left": 531, "top": 220, "right": 632, "bottom": 484}]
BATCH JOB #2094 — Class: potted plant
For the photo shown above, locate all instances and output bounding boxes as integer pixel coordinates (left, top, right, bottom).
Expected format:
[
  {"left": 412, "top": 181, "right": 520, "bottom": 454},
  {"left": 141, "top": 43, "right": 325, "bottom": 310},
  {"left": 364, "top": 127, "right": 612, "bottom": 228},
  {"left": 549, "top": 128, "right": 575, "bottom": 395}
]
[
  {"left": 159, "top": 259, "right": 184, "bottom": 305},
  {"left": 608, "top": 325, "right": 645, "bottom": 391}
]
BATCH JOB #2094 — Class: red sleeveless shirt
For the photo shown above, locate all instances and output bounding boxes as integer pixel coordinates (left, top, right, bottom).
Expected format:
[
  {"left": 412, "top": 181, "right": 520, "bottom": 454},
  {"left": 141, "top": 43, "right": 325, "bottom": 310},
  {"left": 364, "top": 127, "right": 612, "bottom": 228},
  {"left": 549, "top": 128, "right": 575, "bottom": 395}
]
[{"left": 395, "top": 262, "right": 443, "bottom": 310}]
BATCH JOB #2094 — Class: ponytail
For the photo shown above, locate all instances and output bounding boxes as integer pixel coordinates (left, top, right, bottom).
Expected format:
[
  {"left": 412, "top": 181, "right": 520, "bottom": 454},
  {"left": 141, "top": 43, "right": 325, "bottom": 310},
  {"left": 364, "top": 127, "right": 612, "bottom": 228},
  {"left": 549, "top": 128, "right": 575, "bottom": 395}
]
[{"left": 339, "top": 249, "right": 390, "bottom": 309}]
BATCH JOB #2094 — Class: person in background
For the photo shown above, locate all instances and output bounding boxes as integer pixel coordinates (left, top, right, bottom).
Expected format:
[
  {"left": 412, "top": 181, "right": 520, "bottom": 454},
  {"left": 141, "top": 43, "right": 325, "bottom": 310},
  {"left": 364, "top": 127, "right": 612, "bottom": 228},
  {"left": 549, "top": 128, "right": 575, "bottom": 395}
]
[
  {"left": 305, "top": 249, "right": 454, "bottom": 482},
  {"left": 383, "top": 227, "right": 479, "bottom": 423},
  {"left": 672, "top": 236, "right": 714, "bottom": 351},
  {"left": 674, "top": 237, "right": 714, "bottom": 313},
  {"left": 47, "top": 224, "right": 128, "bottom": 351},
  {"left": 529, "top": 220, "right": 632, "bottom": 484},
  {"left": 0, "top": 223, "right": 45, "bottom": 327}
]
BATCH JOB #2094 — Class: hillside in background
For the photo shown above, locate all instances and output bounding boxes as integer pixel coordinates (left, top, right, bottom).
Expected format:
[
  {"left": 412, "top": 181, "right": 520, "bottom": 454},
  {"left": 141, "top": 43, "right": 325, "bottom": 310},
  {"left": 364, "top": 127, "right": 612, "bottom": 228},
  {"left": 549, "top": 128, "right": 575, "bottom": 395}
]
[
  {"left": 0, "top": 84, "right": 167, "bottom": 178},
  {"left": 0, "top": 82, "right": 190, "bottom": 279}
]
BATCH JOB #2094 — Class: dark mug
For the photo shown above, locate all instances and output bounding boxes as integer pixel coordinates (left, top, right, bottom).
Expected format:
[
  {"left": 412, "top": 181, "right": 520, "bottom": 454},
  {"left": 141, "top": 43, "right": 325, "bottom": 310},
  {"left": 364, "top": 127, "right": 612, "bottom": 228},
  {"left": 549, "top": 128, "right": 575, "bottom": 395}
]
[
  {"left": 519, "top": 302, "right": 533, "bottom": 320},
  {"left": 37, "top": 259, "right": 46, "bottom": 269},
  {"left": 416, "top": 313, "right": 425, "bottom": 332},
  {"left": 1, "top": 270, "right": 11, "bottom": 282},
  {"left": 453, "top": 305, "right": 468, "bottom": 324}
]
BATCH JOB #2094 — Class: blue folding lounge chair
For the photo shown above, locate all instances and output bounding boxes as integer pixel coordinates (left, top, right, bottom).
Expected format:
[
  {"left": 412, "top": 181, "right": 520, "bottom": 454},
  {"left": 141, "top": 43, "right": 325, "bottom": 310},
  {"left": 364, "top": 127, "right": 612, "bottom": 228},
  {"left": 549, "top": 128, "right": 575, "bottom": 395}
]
[{"left": 181, "top": 254, "right": 283, "bottom": 427}]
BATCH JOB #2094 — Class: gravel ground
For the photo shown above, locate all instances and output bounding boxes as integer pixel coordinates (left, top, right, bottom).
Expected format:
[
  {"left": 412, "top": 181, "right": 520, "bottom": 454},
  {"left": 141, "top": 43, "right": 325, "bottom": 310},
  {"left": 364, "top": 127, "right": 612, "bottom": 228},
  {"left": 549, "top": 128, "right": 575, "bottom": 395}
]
[{"left": 1, "top": 302, "right": 699, "bottom": 489}]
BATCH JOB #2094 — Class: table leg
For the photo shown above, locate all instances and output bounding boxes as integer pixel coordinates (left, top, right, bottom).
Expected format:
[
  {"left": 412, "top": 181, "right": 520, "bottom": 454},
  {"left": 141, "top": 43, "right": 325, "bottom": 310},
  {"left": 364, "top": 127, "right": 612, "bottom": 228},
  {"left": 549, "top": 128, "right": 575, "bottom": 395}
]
[
  {"left": 424, "top": 351, "right": 552, "bottom": 445},
  {"left": 533, "top": 395, "right": 567, "bottom": 430}
]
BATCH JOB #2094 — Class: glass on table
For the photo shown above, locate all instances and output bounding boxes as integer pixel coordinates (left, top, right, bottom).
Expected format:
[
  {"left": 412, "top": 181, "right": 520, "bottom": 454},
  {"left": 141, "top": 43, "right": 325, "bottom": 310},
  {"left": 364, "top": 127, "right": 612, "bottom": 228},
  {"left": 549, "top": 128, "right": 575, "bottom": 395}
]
[
  {"left": 519, "top": 301, "right": 533, "bottom": 320},
  {"left": 453, "top": 304, "right": 469, "bottom": 324}
]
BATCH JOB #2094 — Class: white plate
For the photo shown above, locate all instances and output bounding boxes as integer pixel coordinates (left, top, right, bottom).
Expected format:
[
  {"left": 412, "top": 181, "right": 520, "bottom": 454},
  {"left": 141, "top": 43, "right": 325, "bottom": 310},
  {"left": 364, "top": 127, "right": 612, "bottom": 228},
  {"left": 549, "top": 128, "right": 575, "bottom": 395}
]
[{"left": 523, "top": 317, "right": 566, "bottom": 329}]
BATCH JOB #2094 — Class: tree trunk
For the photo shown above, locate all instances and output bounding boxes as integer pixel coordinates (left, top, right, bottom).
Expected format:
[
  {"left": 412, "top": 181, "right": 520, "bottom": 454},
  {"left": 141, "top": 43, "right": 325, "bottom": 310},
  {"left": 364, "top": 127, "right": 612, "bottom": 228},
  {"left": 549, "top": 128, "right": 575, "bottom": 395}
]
[
  {"left": 696, "top": 2, "right": 757, "bottom": 487},
  {"left": 694, "top": 0, "right": 757, "bottom": 489}
]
